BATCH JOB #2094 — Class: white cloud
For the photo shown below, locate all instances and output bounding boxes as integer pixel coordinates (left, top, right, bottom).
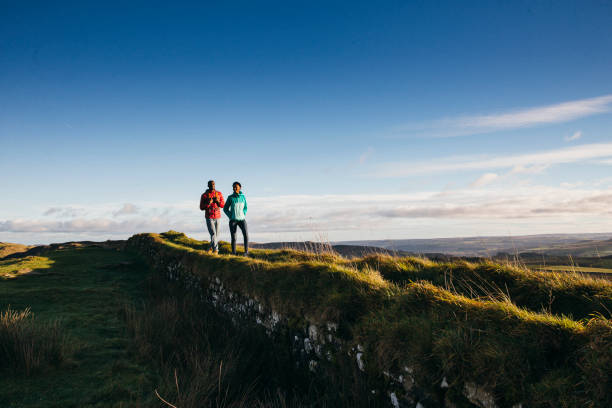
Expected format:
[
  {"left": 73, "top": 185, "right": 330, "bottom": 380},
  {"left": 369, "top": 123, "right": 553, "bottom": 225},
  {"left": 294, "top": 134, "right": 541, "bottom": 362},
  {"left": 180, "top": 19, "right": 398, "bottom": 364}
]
[
  {"left": 565, "top": 130, "right": 582, "bottom": 142},
  {"left": 3, "top": 179, "right": 612, "bottom": 247},
  {"left": 398, "top": 95, "right": 612, "bottom": 137},
  {"left": 114, "top": 203, "right": 139, "bottom": 216},
  {"left": 509, "top": 164, "right": 550, "bottom": 175},
  {"left": 0, "top": 217, "right": 196, "bottom": 234},
  {"left": 7, "top": 201, "right": 201, "bottom": 236},
  {"left": 375, "top": 142, "right": 612, "bottom": 177},
  {"left": 470, "top": 173, "right": 499, "bottom": 188},
  {"left": 377, "top": 193, "right": 612, "bottom": 219},
  {"left": 43, "top": 207, "right": 86, "bottom": 218},
  {"left": 560, "top": 182, "right": 584, "bottom": 188},
  {"left": 3, "top": 187, "right": 612, "bottom": 242}
]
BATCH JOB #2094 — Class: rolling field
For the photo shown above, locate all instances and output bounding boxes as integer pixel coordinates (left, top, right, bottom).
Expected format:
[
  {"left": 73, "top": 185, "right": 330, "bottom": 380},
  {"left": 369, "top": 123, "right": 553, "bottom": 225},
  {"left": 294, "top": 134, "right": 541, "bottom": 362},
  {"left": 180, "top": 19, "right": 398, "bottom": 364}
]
[{"left": 536, "top": 265, "right": 612, "bottom": 274}]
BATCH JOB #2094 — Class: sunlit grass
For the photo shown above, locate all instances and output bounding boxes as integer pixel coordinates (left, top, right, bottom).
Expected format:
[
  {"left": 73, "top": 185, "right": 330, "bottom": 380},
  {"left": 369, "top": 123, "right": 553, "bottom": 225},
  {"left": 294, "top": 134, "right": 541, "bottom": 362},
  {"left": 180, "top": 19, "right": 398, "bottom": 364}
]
[
  {"left": 537, "top": 265, "right": 612, "bottom": 273},
  {"left": 0, "top": 256, "right": 54, "bottom": 279},
  {"left": 130, "top": 231, "right": 612, "bottom": 407},
  {"left": 6, "top": 231, "right": 607, "bottom": 407},
  {"left": 158, "top": 231, "right": 612, "bottom": 320},
  {"left": 0, "top": 242, "right": 31, "bottom": 258}
]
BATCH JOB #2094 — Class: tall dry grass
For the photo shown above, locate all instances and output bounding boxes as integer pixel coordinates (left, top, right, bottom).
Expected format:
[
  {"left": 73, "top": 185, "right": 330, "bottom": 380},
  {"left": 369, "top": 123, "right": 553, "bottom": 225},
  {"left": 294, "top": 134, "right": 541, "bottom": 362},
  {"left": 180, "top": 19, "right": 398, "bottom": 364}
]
[
  {"left": 123, "top": 274, "right": 385, "bottom": 408},
  {"left": 0, "top": 306, "right": 70, "bottom": 375}
]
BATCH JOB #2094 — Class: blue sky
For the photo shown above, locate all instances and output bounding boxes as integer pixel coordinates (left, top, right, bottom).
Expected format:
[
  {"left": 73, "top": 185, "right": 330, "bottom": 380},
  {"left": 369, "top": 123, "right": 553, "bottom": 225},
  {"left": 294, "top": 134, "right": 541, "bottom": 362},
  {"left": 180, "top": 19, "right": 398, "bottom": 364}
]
[{"left": 2, "top": 1, "right": 612, "bottom": 244}]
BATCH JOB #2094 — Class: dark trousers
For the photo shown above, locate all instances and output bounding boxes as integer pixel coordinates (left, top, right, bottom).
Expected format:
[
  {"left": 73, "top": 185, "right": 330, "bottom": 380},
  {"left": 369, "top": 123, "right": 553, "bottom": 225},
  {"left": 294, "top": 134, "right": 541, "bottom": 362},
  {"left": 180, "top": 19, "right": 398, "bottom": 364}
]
[{"left": 229, "top": 219, "right": 248, "bottom": 254}]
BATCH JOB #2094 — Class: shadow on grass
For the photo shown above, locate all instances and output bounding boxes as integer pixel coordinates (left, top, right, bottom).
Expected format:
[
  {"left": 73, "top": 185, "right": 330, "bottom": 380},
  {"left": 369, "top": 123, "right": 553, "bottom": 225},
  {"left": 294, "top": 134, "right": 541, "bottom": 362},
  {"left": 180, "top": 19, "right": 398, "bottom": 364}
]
[
  {"left": 0, "top": 245, "right": 158, "bottom": 406},
  {"left": 124, "top": 272, "right": 387, "bottom": 408}
]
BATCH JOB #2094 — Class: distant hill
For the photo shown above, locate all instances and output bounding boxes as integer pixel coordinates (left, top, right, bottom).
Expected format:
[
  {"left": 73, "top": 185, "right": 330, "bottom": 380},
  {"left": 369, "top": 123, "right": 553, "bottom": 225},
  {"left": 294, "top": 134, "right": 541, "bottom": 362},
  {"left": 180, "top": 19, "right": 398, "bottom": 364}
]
[
  {"left": 336, "top": 233, "right": 612, "bottom": 257},
  {"left": 251, "top": 237, "right": 612, "bottom": 280},
  {"left": 518, "top": 238, "right": 612, "bottom": 257},
  {"left": 0, "top": 242, "right": 32, "bottom": 258},
  {"left": 250, "top": 241, "right": 413, "bottom": 257},
  {"left": 250, "top": 241, "right": 468, "bottom": 261}
]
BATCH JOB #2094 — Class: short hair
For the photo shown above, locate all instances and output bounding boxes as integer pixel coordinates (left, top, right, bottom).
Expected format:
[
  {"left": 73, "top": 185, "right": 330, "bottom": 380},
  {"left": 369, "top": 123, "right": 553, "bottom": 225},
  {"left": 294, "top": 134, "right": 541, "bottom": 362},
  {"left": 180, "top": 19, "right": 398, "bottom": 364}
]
[
  {"left": 232, "top": 181, "right": 241, "bottom": 188},
  {"left": 207, "top": 180, "right": 214, "bottom": 186}
]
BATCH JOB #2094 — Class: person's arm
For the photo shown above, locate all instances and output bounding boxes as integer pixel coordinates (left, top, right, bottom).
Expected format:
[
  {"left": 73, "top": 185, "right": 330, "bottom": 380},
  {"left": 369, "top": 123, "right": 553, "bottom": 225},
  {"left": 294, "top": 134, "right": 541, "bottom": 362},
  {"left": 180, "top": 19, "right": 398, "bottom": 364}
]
[
  {"left": 243, "top": 196, "right": 247, "bottom": 215},
  {"left": 199, "top": 193, "right": 206, "bottom": 211},
  {"left": 217, "top": 192, "right": 225, "bottom": 209},
  {"left": 223, "top": 196, "right": 231, "bottom": 218}
]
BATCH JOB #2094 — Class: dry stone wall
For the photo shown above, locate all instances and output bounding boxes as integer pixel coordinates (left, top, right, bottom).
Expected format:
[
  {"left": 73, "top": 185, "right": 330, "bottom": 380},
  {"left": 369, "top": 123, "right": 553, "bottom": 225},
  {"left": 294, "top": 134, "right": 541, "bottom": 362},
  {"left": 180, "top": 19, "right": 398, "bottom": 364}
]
[{"left": 127, "top": 234, "right": 509, "bottom": 408}]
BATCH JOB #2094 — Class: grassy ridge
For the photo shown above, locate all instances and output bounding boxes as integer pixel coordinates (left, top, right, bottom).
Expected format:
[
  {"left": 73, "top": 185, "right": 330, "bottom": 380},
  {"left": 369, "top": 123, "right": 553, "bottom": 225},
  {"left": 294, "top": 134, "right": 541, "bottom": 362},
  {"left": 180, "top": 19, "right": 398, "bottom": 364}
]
[
  {"left": 162, "top": 231, "right": 612, "bottom": 320},
  {"left": 0, "top": 242, "right": 31, "bottom": 259},
  {"left": 133, "top": 231, "right": 612, "bottom": 407},
  {"left": 0, "top": 241, "right": 384, "bottom": 407}
]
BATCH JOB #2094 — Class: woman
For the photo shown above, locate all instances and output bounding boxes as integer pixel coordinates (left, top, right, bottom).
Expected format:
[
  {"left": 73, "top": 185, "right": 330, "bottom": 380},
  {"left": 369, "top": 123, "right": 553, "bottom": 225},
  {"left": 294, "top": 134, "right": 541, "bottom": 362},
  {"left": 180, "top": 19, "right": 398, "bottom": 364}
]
[{"left": 223, "top": 181, "right": 249, "bottom": 256}]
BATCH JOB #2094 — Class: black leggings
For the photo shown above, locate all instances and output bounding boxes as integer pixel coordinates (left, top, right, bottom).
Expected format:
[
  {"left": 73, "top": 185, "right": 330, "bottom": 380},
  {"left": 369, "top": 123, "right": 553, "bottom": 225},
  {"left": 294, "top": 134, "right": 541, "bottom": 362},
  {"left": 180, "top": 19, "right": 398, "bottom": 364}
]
[{"left": 229, "top": 219, "right": 248, "bottom": 254}]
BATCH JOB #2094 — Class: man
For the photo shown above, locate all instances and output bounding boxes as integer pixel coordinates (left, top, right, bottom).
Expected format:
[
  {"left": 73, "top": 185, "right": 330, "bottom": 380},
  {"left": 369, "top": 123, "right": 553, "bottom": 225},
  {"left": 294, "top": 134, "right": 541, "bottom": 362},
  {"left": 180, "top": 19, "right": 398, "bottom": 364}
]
[
  {"left": 223, "top": 181, "right": 249, "bottom": 256},
  {"left": 199, "top": 180, "right": 225, "bottom": 254}
]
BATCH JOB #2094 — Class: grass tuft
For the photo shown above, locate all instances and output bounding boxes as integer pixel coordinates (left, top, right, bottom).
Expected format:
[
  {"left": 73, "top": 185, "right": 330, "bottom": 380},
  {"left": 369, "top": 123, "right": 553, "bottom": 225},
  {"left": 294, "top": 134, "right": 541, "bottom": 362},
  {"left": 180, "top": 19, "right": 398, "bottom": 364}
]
[{"left": 0, "top": 306, "right": 70, "bottom": 375}]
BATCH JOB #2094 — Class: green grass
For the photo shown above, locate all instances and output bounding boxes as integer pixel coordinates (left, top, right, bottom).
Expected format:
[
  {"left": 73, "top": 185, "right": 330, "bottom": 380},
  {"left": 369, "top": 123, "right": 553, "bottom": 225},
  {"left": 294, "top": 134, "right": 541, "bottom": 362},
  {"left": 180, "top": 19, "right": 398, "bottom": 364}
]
[
  {"left": 536, "top": 265, "right": 612, "bottom": 273},
  {"left": 0, "top": 256, "right": 54, "bottom": 278},
  {"left": 131, "top": 231, "right": 612, "bottom": 407},
  {"left": 0, "top": 246, "right": 157, "bottom": 407},
  {"left": 0, "top": 240, "right": 385, "bottom": 407},
  {"left": 3, "top": 231, "right": 611, "bottom": 407},
  {"left": 160, "top": 231, "right": 612, "bottom": 321}
]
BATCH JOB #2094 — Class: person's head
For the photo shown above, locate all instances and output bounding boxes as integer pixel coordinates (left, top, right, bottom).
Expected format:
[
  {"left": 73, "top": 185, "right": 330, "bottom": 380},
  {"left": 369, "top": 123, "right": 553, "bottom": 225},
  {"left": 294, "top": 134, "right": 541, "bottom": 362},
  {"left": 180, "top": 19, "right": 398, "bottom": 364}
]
[
  {"left": 208, "top": 180, "right": 215, "bottom": 190},
  {"left": 232, "top": 181, "right": 241, "bottom": 194}
]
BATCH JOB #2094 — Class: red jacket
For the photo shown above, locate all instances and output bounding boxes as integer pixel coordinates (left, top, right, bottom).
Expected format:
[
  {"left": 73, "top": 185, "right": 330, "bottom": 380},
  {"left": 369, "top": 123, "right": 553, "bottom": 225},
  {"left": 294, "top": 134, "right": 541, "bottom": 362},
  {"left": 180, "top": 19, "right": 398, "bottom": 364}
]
[{"left": 200, "top": 190, "right": 225, "bottom": 219}]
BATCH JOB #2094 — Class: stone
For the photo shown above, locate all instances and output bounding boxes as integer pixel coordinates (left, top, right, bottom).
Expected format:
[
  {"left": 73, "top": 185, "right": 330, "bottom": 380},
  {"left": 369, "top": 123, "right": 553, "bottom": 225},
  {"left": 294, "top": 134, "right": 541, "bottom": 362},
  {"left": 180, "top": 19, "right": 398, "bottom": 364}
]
[
  {"left": 464, "top": 382, "right": 497, "bottom": 408},
  {"left": 308, "top": 324, "right": 318, "bottom": 341},
  {"left": 356, "top": 352, "right": 365, "bottom": 371},
  {"left": 389, "top": 392, "right": 400, "bottom": 408}
]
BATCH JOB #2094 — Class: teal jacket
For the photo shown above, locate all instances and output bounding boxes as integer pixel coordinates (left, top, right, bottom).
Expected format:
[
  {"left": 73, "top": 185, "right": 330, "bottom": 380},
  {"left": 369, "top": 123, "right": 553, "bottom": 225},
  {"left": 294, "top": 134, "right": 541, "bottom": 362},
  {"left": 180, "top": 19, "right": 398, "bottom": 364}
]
[{"left": 223, "top": 192, "right": 247, "bottom": 221}]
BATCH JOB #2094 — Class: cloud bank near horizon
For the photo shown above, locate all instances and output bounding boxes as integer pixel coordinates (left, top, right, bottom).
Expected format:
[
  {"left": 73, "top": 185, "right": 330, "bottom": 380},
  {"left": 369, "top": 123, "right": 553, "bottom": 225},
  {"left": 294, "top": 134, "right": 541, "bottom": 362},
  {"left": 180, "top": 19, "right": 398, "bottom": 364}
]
[
  {"left": 3, "top": 141, "right": 612, "bottom": 244},
  {"left": 2, "top": 184, "right": 612, "bottom": 243}
]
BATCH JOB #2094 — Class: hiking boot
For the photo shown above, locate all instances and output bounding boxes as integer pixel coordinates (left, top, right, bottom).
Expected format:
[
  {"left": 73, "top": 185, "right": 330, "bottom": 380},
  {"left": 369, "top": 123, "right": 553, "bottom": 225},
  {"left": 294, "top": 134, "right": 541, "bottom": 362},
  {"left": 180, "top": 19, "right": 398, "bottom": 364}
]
[
  {"left": 207, "top": 248, "right": 213, "bottom": 254},
  {"left": 244, "top": 251, "right": 250, "bottom": 257}
]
